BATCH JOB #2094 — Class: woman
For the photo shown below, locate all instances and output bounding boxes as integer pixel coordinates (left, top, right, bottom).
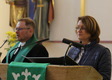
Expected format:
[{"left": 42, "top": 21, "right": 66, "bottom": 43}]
[{"left": 68, "top": 15, "right": 111, "bottom": 80}]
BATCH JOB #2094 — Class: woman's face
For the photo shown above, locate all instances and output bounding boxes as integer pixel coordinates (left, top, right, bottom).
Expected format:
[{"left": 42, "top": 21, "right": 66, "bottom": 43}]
[{"left": 76, "top": 20, "right": 91, "bottom": 44}]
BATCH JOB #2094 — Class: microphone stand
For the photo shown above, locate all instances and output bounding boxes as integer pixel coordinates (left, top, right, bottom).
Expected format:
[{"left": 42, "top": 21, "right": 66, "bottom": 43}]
[
  {"left": 64, "top": 43, "right": 73, "bottom": 65},
  {"left": 0, "top": 40, "right": 7, "bottom": 48},
  {"left": 0, "top": 40, "right": 7, "bottom": 62}
]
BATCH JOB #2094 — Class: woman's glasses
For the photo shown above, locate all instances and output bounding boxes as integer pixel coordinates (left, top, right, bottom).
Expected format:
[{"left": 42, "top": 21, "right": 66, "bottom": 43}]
[{"left": 76, "top": 27, "right": 86, "bottom": 31}]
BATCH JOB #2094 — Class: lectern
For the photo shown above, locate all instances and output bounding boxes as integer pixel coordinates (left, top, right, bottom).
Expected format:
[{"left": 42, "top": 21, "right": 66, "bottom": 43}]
[
  {"left": 0, "top": 63, "right": 103, "bottom": 80},
  {"left": 46, "top": 65, "right": 103, "bottom": 80}
]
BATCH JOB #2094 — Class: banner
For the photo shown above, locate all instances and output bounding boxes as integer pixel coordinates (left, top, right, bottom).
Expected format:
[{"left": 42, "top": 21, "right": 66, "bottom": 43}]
[{"left": 7, "top": 62, "right": 49, "bottom": 80}]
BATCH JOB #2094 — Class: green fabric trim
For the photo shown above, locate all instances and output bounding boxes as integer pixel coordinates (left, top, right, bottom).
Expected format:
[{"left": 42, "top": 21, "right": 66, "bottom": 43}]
[{"left": 6, "top": 34, "right": 37, "bottom": 63}]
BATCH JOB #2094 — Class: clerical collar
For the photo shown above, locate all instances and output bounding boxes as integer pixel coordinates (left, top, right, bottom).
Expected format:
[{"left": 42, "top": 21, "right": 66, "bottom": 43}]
[
  {"left": 14, "top": 42, "right": 26, "bottom": 55},
  {"left": 18, "top": 42, "right": 26, "bottom": 47}
]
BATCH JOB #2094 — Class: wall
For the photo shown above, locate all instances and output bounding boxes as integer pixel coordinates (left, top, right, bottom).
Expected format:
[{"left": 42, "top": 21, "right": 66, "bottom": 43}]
[
  {"left": 86, "top": 0, "right": 112, "bottom": 41},
  {"left": 0, "top": 1, "right": 13, "bottom": 61},
  {"left": 49, "top": 0, "right": 80, "bottom": 41}
]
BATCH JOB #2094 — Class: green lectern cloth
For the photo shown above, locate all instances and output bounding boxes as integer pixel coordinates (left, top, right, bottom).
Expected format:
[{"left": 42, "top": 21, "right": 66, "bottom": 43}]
[{"left": 7, "top": 62, "right": 50, "bottom": 80}]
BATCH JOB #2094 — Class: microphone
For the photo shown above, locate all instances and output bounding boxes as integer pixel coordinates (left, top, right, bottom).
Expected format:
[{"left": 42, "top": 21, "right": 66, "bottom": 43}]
[
  {"left": 62, "top": 38, "right": 84, "bottom": 48},
  {"left": 36, "top": 38, "right": 49, "bottom": 44},
  {"left": 0, "top": 39, "right": 7, "bottom": 48}
]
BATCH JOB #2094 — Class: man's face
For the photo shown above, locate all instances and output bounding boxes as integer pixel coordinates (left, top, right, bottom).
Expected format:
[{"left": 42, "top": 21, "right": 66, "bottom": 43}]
[{"left": 16, "top": 21, "right": 31, "bottom": 42}]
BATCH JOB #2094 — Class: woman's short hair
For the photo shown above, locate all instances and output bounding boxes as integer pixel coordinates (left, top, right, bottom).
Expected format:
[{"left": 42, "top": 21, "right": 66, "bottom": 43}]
[{"left": 75, "top": 15, "right": 100, "bottom": 43}]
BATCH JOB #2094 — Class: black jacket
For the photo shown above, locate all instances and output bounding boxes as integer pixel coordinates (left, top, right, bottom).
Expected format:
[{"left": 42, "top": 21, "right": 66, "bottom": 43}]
[
  {"left": 68, "top": 41, "right": 111, "bottom": 80},
  {"left": 2, "top": 43, "right": 49, "bottom": 63}
]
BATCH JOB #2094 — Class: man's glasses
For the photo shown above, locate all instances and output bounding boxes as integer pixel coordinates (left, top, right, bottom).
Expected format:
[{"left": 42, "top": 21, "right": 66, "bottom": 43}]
[
  {"left": 76, "top": 27, "right": 86, "bottom": 31},
  {"left": 15, "top": 28, "right": 30, "bottom": 31}
]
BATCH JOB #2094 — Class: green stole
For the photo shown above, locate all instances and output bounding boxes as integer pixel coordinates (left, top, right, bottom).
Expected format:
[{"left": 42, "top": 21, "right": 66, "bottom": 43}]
[{"left": 6, "top": 34, "right": 37, "bottom": 63}]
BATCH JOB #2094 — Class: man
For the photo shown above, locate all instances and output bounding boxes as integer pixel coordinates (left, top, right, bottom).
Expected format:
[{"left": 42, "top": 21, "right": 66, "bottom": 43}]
[{"left": 2, "top": 18, "right": 49, "bottom": 63}]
